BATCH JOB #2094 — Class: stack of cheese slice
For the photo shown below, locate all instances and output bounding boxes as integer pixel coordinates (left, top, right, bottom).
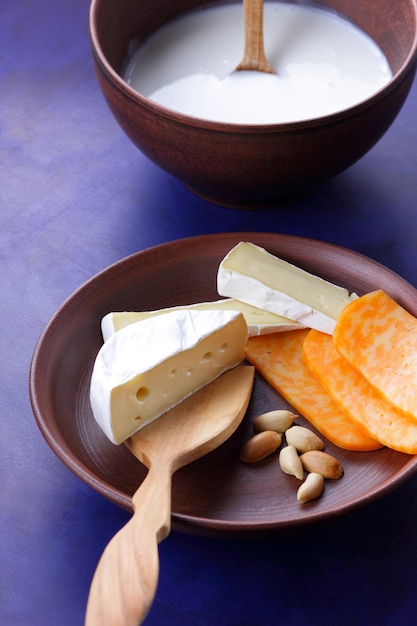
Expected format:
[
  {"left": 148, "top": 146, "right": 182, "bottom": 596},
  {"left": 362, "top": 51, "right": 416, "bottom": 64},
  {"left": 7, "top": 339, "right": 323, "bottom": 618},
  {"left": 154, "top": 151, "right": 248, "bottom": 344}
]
[
  {"left": 324, "top": 290, "right": 417, "bottom": 453},
  {"left": 90, "top": 309, "right": 248, "bottom": 444},
  {"left": 244, "top": 328, "right": 383, "bottom": 451},
  {"left": 246, "top": 290, "right": 417, "bottom": 453}
]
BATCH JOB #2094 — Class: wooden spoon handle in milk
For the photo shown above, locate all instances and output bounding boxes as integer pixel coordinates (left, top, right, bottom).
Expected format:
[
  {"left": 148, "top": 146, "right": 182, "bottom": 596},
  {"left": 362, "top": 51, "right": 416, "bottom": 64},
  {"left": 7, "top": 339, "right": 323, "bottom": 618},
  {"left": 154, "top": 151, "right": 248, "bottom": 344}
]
[
  {"left": 85, "top": 465, "right": 172, "bottom": 626},
  {"left": 235, "top": 0, "right": 276, "bottom": 74}
]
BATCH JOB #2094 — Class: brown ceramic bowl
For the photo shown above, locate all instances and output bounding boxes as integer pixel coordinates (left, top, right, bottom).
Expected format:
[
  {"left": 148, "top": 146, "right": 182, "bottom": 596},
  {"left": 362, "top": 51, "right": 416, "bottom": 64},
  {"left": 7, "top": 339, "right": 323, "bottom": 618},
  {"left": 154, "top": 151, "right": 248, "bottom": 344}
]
[{"left": 89, "top": 0, "right": 417, "bottom": 207}]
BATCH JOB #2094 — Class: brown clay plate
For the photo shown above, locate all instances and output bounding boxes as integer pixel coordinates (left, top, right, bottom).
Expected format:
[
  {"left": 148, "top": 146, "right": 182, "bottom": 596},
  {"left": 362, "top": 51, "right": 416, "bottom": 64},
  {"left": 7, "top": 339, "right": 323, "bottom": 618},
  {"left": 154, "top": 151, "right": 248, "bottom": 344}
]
[{"left": 29, "top": 232, "right": 417, "bottom": 537}]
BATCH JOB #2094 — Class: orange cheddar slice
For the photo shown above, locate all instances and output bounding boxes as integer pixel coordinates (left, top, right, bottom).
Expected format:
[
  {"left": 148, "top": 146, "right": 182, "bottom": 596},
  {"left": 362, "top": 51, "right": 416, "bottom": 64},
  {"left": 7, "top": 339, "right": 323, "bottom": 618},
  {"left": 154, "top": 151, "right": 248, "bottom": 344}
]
[
  {"left": 304, "top": 329, "right": 417, "bottom": 454},
  {"left": 334, "top": 290, "right": 417, "bottom": 422},
  {"left": 245, "top": 330, "right": 381, "bottom": 451}
]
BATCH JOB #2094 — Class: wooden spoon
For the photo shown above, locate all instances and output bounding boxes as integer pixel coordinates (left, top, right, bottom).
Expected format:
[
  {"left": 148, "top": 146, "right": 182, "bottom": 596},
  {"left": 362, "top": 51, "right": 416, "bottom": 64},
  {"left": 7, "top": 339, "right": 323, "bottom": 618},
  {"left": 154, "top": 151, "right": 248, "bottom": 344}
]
[
  {"left": 235, "top": 0, "right": 276, "bottom": 74},
  {"left": 85, "top": 365, "right": 255, "bottom": 626}
]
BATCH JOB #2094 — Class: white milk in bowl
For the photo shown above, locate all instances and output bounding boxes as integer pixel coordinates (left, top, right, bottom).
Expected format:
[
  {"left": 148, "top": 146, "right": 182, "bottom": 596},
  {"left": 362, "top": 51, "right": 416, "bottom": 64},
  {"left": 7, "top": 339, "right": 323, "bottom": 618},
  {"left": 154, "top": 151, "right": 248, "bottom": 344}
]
[{"left": 123, "top": 2, "right": 392, "bottom": 124}]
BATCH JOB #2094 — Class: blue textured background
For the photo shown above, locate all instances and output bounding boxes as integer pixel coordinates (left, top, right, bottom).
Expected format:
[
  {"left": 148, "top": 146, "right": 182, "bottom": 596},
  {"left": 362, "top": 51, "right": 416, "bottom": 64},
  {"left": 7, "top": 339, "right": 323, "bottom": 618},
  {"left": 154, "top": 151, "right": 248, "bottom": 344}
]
[{"left": 1, "top": 1, "right": 417, "bottom": 624}]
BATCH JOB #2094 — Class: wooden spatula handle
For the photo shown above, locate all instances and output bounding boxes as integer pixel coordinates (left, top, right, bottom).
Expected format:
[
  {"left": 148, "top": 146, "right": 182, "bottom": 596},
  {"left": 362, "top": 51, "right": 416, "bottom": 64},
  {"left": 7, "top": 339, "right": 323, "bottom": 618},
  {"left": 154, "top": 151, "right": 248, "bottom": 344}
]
[{"left": 85, "top": 466, "right": 172, "bottom": 626}]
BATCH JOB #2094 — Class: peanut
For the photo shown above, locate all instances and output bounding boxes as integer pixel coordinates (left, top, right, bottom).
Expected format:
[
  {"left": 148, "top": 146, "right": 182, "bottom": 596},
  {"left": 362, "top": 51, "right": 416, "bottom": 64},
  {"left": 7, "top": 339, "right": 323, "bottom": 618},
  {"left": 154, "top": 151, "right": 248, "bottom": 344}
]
[
  {"left": 299, "top": 450, "right": 344, "bottom": 479},
  {"left": 240, "top": 430, "right": 282, "bottom": 463},
  {"left": 253, "top": 409, "right": 297, "bottom": 434},
  {"left": 297, "top": 472, "right": 324, "bottom": 503},
  {"left": 285, "top": 425, "right": 324, "bottom": 453},
  {"left": 278, "top": 445, "right": 304, "bottom": 480}
]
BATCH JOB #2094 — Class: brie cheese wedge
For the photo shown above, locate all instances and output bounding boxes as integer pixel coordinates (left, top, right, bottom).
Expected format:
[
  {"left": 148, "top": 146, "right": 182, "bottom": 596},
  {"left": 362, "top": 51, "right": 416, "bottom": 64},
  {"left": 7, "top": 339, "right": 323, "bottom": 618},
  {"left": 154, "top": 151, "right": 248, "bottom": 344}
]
[
  {"left": 217, "top": 242, "right": 358, "bottom": 334},
  {"left": 90, "top": 309, "right": 248, "bottom": 444},
  {"left": 101, "top": 298, "right": 301, "bottom": 342}
]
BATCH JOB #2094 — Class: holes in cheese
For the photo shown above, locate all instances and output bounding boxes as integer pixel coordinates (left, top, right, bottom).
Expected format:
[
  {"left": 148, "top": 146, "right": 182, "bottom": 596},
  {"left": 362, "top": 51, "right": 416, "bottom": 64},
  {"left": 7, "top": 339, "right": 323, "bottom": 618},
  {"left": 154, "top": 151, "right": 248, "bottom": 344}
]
[
  {"left": 136, "top": 387, "right": 149, "bottom": 402},
  {"left": 217, "top": 242, "right": 358, "bottom": 334},
  {"left": 245, "top": 330, "right": 382, "bottom": 451},
  {"left": 90, "top": 309, "right": 248, "bottom": 444}
]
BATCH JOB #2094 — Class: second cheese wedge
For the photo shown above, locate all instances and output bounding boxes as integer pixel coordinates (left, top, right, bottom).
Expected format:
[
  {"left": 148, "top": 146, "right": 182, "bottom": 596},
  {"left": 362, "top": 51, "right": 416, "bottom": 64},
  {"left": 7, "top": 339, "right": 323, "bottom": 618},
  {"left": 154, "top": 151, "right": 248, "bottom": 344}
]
[
  {"left": 90, "top": 309, "right": 248, "bottom": 444},
  {"left": 217, "top": 242, "right": 358, "bottom": 334},
  {"left": 101, "top": 298, "right": 301, "bottom": 342}
]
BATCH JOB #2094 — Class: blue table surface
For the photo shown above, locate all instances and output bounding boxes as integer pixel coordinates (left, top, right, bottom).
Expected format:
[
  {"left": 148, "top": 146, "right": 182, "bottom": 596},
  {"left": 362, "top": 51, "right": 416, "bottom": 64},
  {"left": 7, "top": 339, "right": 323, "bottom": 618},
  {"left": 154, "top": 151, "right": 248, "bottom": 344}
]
[{"left": 2, "top": 1, "right": 417, "bottom": 624}]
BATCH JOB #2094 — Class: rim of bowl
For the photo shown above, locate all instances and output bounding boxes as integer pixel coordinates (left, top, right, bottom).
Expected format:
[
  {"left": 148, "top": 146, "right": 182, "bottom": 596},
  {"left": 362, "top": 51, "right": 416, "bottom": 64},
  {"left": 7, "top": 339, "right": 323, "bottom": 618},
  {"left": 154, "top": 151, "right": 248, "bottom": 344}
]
[{"left": 89, "top": 0, "right": 417, "bottom": 132}]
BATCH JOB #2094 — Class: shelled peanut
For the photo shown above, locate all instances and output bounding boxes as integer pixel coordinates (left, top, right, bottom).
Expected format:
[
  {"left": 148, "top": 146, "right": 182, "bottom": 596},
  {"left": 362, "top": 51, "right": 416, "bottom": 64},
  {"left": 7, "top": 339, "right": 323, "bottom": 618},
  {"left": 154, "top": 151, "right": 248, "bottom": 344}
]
[
  {"left": 240, "top": 430, "right": 283, "bottom": 463},
  {"left": 240, "top": 409, "right": 344, "bottom": 504},
  {"left": 297, "top": 473, "right": 324, "bottom": 503},
  {"left": 252, "top": 409, "right": 297, "bottom": 434}
]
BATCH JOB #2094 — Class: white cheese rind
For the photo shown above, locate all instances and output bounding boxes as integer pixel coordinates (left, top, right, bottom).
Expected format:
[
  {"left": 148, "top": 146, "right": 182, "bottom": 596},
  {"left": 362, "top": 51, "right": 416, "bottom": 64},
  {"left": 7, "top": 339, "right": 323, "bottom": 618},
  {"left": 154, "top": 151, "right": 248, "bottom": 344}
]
[
  {"left": 101, "top": 298, "right": 301, "bottom": 341},
  {"left": 217, "top": 242, "right": 358, "bottom": 334},
  {"left": 90, "top": 309, "right": 248, "bottom": 444}
]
